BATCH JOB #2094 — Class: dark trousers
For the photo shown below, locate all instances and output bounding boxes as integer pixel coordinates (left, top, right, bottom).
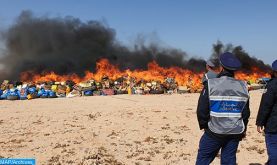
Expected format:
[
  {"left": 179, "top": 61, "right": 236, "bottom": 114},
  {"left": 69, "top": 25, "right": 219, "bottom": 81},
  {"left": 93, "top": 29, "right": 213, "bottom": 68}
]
[
  {"left": 265, "top": 133, "right": 277, "bottom": 165},
  {"left": 196, "top": 132, "right": 239, "bottom": 165}
]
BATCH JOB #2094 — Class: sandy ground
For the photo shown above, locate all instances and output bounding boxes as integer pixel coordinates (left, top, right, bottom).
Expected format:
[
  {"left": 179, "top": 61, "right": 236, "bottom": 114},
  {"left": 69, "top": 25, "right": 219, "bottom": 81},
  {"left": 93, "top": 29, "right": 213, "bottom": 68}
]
[{"left": 0, "top": 90, "right": 268, "bottom": 165}]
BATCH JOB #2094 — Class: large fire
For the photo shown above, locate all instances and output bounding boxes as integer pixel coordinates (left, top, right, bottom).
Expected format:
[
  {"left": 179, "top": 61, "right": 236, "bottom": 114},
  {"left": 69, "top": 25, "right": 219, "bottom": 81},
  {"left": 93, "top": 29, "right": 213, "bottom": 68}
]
[
  {"left": 235, "top": 67, "right": 270, "bottom": 84},
  {"left": 20, "top": 59, "right": 270, "bottom": 91}
]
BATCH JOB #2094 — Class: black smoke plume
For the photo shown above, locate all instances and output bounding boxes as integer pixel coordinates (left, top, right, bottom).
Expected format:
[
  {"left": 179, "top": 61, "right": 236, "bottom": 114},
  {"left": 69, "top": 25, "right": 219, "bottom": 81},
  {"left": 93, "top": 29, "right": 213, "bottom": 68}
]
[
  {"left": 0, "top": 11, "right": 205, "bottom": 81},
  {"left": 210, "top": 40, "right": 271, "bottom": 72},
  {"left": 0, "top": 11, "right": 270, "bottom": 81}
]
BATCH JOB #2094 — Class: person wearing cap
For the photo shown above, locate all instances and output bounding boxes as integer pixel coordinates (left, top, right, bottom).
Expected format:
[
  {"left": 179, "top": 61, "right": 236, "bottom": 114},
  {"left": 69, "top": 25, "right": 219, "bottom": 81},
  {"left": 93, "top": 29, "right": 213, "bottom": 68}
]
[
  {"left": 202, "top": 60, "right": 217, "bottom": 84},
  {"left": 256, "top": 60, "right": 277, "bottom": 165},
  {"left": 196, "top": 52, "right": 250, "bottom": 165}
]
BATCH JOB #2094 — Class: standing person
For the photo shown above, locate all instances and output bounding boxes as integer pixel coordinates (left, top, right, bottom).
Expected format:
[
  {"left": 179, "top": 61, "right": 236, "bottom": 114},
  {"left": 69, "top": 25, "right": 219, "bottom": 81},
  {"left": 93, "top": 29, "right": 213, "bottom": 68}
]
[
  {"left": 202, "top": 60, "right": 218, "bottom": 84},
  {"left": 256, "top": 60, "right": 277, "bottom": 165},
  {"left": 196, "top": 52, "right": 250, "bottom": 165}
]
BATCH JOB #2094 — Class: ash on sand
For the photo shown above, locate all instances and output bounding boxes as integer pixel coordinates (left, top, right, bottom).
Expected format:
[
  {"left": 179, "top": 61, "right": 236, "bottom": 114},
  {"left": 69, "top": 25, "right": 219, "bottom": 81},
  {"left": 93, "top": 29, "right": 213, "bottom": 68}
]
[{"left": 0, "top": 90, "right": 268, "bottom": 164}]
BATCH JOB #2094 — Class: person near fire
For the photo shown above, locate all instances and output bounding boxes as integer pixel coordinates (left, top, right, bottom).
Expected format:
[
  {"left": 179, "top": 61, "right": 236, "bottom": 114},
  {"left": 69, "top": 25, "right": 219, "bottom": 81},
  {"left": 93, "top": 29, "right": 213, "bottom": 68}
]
[
  {"left": 202, "top": 60, "right": 217, "bottom": 84},
  {"left": 196, "top": 52, "right": 250, "bottom": 165},
  {"left": 256, "top": 59, "right": 277, "bottom": 165}
]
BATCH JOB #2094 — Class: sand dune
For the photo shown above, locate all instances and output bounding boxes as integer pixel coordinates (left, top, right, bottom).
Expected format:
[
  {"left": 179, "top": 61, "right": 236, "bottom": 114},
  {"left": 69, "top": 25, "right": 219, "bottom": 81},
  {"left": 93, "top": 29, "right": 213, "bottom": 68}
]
[{"left": 0, "top": 90, "right": 267, "bottom": 164}]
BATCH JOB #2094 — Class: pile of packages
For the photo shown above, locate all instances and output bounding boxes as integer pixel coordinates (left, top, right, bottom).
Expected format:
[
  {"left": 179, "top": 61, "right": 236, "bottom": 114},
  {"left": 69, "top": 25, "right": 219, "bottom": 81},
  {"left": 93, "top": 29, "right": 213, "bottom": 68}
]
[
  {"left": 0, "top": 75, "right": 270, "bottom": 101},
  {"left": 0, "top": 76, "right": 193, "bottom": 100}
]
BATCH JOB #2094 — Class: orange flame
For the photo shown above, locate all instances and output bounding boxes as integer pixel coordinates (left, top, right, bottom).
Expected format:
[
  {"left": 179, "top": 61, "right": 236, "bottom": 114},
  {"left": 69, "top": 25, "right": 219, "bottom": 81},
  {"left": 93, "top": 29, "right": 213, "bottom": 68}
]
[
  {"left": 20, "top": 59, "right": 270, "bottom": 91},
  {"left": 235, "top": 67, "right": 270, "bottom": 83}
]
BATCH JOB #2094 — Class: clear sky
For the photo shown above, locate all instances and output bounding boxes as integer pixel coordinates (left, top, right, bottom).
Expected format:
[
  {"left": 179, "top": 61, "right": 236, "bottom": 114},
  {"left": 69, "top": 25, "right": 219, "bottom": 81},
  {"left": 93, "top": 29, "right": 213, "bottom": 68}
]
[{"left": 0, "top": 0, "right": 276, "bottom": 64}]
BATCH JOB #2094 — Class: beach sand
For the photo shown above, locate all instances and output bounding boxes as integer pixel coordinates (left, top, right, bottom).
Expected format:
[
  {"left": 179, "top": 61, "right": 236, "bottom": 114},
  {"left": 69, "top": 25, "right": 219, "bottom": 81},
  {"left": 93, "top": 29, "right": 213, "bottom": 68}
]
[{"left": 0, "top": 90, "right": 267, "bottom": 164}]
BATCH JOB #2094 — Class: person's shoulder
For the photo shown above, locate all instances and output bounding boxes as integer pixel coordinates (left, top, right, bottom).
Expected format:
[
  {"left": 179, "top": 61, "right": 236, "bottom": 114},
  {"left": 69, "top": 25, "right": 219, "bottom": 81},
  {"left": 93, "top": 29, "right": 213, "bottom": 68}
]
[
  {"left": 266, "top": 78, "right": 277, "bottom": 90},
  {"left": 203, "top": 80, "right": 209, "bottom": 90},
  {"left": 267, "top": 78, "right": 277, "bottom": 85}
]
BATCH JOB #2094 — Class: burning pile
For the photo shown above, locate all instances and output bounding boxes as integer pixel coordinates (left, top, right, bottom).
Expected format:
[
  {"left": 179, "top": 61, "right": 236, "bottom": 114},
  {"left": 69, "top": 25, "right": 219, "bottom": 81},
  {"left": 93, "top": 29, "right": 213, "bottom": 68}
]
[
  {"left": 0, "top": 11, "right": 272, "bottom": 100},
  {"left": 20, "top": 59, "right": 203, "bottom": 92},
  {"left": 0, "top": 58, "right": 271, "bottom": 101}
]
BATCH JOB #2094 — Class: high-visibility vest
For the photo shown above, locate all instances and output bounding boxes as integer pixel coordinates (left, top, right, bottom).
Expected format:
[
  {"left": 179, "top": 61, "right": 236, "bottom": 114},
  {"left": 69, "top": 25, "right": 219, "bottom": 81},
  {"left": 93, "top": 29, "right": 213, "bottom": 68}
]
[{"left": 208, "top": 76, "right": 249, "bottom": 134}]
